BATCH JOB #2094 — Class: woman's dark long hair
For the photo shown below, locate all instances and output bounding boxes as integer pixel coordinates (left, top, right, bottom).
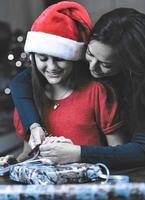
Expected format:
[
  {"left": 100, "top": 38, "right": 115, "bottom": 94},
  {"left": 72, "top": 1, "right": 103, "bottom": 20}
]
[
  {"left": 31, "top": 53, "right": 91, "bottom": 123},
  {"left": 90, "top": 8, "right": 145, "bottom": 133},
  {"left": 31, "top": 54, "right": 47, "bottom": 122}
]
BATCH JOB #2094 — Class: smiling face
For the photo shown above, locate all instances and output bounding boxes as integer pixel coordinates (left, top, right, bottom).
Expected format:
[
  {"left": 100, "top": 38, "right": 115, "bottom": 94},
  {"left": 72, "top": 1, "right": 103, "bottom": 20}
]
[
  {"left": 35, "top": 54, "right": 74, "bottom": 85},
  {"left": 86, "top": 40, "right": 121, "bottom": 79}
]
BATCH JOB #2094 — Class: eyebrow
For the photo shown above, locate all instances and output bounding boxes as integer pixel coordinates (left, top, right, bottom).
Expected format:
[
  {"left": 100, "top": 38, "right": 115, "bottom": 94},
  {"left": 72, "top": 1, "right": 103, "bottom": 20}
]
[{"left": 87, "top": 46, "right": 113, "bottom": 65}]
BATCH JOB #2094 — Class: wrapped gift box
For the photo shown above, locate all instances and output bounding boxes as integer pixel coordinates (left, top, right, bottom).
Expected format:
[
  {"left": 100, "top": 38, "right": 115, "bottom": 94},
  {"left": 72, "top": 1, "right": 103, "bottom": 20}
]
[{"left": 9, "top": 162, "right": 106, "bottom": 185}]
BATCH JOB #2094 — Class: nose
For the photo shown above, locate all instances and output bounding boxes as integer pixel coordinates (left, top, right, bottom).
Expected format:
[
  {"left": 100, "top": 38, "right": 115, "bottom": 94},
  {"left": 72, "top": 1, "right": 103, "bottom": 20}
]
[
  {"left": 46, "top": 56, "right": 57, "bottom": 70},
  {"left": 89, "top": 58, "right": 100, "bottom": 71}
]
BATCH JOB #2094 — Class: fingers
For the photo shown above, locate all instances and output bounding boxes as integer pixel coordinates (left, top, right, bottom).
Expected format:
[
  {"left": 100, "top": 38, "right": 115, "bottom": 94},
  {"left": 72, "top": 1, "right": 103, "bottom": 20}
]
[
  {"left": 57, "top": 136, "right": 73, "bottom": 143},
  {"left": 39, "top": 151, "right": 52, "bottom": 157},
  {"left": 42, "top": 136, "right": 58, "bottom": 144},
  {"left": 29, "top": 134, "right": 38, "bottom": 150},
  {"left": 42, "top": 136, "right": 73, "bottom": 144},
  {"left": 29, "top": 126, "right": 46, "bottom": 149},
  {"left": 39, "top": 143, "right": 51, "bottom": 151},
  {"left": 0, "top": 156, "right": 8, "bottom": 166},
  {"left": 39, "top": 144, "right": 55, "bottom": 158},
  {"left": 62, "top": 138, "right": 73, "bottom": 144},
  {"left": 0, "top": 155, "right": 16, "bottom": 166},
  {"left": 29, "top": 137, "right": 41, "bottom": 150},
  {"left": 40, "top": 157, "right": 53, "bottom": 165}
]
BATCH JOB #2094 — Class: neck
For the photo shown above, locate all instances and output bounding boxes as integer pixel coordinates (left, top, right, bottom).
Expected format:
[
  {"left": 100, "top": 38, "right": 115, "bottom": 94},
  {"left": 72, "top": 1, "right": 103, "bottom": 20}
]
[{"left": 45, "top": 78, "right": 74, "bottom": 100}]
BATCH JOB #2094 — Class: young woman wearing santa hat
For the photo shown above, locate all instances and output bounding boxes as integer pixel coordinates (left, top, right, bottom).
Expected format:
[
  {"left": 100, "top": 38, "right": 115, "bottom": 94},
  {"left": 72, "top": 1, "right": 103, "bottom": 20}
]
[{"left": 10, "top": 1, "right": 126, "bottom": 164}]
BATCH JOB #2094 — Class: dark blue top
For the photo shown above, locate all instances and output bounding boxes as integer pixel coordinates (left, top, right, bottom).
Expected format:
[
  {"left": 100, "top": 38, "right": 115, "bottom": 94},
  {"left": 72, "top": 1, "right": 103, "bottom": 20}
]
[
  {"left": 10, "top": 68, "right": 145, "bottom": 170},
  {"left": 10, "top": 68, "right": 41, "bottom": 133}
]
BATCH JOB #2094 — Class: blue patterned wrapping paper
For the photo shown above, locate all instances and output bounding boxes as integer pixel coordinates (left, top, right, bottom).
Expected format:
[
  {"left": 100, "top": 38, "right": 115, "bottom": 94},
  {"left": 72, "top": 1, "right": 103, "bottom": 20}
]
[
  {"left": 0, "top": 183, "right": 145, "bottom": 200},
  {"left": 10, "top": 162, "right": 104, "bottom": 185}
]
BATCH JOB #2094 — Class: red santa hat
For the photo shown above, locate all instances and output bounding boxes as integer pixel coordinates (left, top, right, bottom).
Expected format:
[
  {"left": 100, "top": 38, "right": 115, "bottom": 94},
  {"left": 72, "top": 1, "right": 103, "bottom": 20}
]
[{"left": 24, "top": 1, "right": 92, "bottom": 61}]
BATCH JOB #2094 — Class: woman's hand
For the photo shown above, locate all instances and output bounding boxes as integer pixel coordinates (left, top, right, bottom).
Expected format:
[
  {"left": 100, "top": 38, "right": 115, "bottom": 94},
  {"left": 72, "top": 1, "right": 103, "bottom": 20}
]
[
  {"left": 39, "top": 142, "right": 81, "bottom": 164},
  {"left": 29, "top": 123, "right": 47, "bottom": 150},
  {"left": 0, "top": 155, "right": 17, "bottom": 166},
  {"left": 42, "top": 136, "right": 73, "bottom": 144}
]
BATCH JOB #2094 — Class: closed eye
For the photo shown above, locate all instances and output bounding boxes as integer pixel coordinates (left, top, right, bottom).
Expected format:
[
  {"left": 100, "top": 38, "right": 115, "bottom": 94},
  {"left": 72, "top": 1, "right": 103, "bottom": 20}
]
[
  {"left": 101, "top": 63, "right": 112, "bottom": 68},
  {"left": 54, "top": 57, "right": 65, "bottom": 62},
  {"left": 38, "top": 55, "right": 48, "bottom": 62},
  {"left": 86, "top": 47, "right": 94, "bottom": 57}
]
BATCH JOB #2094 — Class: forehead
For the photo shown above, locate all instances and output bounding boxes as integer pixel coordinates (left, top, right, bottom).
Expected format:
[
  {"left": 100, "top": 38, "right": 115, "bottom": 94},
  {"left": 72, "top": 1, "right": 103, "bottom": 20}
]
[{"left": 88, "top": 40, "right": 113, "bottom": 61}]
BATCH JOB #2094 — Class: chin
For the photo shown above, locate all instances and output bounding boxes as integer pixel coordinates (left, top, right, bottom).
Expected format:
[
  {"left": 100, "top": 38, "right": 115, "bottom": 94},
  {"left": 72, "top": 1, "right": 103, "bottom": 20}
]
[
  {"left": 91, "top": 72, "right": 105, "bottom": 79},
  {"left": 46, "top": 77, "right": 61, "bottom": 85}
]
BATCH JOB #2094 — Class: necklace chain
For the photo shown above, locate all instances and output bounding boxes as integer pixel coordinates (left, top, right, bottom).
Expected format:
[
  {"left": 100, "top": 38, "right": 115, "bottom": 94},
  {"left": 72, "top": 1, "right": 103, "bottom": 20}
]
[
  {"left": 53, "top": 88, "right": 73, "bottom": 110},
  {"left": 54, "top": 87, "right": 71, "bottom": 100},
  {"left": 45, "top": 80, "right": 74, "bottom": 110}
]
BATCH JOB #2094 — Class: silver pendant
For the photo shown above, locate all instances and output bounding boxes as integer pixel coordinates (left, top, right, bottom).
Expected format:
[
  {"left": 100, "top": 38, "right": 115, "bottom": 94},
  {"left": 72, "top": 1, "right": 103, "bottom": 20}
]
[{"left": 53, "top": 103, "right": 59, "bottom": 110}]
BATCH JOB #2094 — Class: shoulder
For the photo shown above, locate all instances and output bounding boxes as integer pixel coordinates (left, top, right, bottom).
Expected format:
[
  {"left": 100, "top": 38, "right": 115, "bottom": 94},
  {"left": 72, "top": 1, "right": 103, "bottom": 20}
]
[
  {"left": 10, "top": 68, "right": 32, "bottom": 86},
  {"left": 85, "top": 80, "right": 116, "bottom": 95},
  {"left": 77, "top": 80, "right": 117, "bottom": 102}
]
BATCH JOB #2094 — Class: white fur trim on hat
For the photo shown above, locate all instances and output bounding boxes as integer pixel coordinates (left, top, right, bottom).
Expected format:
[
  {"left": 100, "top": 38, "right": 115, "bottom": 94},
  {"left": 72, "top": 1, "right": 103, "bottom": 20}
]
[{"left": 24, "top": 32, "right": 85, "bottom": 61}]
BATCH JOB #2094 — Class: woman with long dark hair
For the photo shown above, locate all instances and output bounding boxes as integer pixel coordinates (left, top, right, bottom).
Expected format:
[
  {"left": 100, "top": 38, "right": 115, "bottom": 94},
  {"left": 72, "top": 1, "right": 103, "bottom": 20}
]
[{"left": 38, "top": 8, "right": 145, "bottom": 169}]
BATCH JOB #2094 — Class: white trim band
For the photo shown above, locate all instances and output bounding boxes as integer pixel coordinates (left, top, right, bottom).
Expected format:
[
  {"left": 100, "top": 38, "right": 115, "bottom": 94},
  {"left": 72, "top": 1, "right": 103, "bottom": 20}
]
[{"left": 24, "top": 32, "right": 85, "bottom": 61}]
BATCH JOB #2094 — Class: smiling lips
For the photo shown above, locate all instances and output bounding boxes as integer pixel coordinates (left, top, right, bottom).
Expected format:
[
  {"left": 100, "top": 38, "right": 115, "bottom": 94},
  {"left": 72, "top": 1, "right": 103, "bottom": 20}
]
[
  {"left": 91, "top": 70, "right": 104, "bottom": 76},
  {"left": 45, "top": 71, "right": 62, "bottom": 78}
]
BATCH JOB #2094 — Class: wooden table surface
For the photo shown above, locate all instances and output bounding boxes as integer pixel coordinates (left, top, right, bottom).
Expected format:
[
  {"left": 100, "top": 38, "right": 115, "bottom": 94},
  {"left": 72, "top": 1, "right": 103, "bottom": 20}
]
[
  {"left": 112, "top": 166, "right": 145, "bottom": 183},
  {"left": 0, "top": 174, "right": 20, "bottom": 185}
]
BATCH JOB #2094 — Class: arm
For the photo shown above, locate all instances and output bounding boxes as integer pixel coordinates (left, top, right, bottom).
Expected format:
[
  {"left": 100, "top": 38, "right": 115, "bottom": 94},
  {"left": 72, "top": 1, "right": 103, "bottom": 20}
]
[
  {"left": 106, "top": 128, "right": 127, "bottom": 146},
  {"left": 10, "top": 68, "right": 41, "bottom": 133},
  {"left": 10, "top": 68, "right": 47, "bottom": 148},
  {"left": 39, "top": 132, "right": 145, "bottom": 169},
  {"left": 81, "top": 132, "right": 145, "bottom": 169},
  {"left": 96, "top": 83, "right": 128, "bottom": 146}
]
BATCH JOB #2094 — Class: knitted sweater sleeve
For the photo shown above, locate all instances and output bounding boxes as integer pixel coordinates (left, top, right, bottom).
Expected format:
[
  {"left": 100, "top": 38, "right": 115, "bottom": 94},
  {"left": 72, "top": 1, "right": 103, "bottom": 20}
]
[
  {"left": 10, "top": 68, "right": 41, "bottom": 134},
  {"left": 81, "top": 132, "right": 145, "bottom": 170}
]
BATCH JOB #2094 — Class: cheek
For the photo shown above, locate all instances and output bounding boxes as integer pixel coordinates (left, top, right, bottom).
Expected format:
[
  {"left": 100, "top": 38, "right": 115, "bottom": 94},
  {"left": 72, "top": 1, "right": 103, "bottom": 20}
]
[
  {"left": 89, "top": 63, "right": 95, "bottom": 70},
  {"left": 35, "top": 59, "right": 45, "bottom": 72},
  {"left": 102, "top": 68, "right": 112, "bottom": 74},
  {"left": 85, "top": 54, "right": 89, "bottom": 61},
  {"left": 102, "top": 67, "right": 120, "bottom": 76},
  {"left": 86, "top": 58, "right": 93, "bottom": 70},
  {"left": 59, "top": 62, "right": 73, "bottom": 73},
  {"left": 85, "top": 54, "right": 92, "bottom": 63},
  {"left": 37, "top": 65, "right": 44, "bottom": 72}
]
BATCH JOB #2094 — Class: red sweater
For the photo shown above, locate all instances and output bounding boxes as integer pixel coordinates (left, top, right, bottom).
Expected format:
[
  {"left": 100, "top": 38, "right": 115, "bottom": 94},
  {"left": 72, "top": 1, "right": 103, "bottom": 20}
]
[{"left": 14, "top": 81, "right": 123, "bottom": 146}]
